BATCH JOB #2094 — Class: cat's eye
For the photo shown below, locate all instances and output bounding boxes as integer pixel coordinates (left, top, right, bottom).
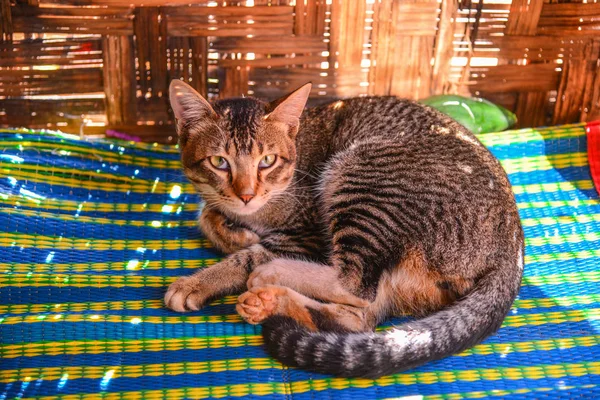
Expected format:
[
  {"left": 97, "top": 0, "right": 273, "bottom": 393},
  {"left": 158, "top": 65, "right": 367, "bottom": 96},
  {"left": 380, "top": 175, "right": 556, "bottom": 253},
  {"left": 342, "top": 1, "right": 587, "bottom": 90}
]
[
  {"left": 259, "top": 154, "right": 277, "bottom": 169},
  {"left": 209, "top": 156, "right": 229, "bottom": 170}
]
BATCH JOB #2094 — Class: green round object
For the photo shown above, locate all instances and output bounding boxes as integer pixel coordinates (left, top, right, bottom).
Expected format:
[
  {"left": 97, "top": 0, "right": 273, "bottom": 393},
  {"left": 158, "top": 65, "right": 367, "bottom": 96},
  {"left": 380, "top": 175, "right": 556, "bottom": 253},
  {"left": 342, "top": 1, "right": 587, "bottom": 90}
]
[{"left": 420, "top": 95, "right": 517, "bottom": 134}]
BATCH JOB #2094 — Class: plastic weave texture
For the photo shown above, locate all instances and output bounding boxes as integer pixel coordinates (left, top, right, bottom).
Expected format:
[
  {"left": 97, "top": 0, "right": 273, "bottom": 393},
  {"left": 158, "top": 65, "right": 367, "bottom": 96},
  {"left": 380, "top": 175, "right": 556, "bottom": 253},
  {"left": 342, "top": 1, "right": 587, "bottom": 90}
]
[{"left": 1, "top": 124, "right": 600, "bottom": 399}]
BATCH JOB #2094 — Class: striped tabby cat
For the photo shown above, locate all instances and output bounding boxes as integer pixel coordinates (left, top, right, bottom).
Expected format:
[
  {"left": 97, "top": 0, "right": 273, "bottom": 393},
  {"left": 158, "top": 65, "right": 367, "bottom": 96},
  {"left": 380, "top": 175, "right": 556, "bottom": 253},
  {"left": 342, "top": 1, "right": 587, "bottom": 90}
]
[{"left": 165, "top": 80, "right": 524, "bottom": 378}]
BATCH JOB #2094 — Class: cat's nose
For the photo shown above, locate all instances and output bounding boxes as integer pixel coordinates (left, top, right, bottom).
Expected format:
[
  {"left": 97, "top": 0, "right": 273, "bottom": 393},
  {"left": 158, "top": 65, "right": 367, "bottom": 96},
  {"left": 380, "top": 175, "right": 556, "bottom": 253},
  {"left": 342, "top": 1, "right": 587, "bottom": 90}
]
[{"left": 239, "top": 194, "right": 255, "bottom": 205}]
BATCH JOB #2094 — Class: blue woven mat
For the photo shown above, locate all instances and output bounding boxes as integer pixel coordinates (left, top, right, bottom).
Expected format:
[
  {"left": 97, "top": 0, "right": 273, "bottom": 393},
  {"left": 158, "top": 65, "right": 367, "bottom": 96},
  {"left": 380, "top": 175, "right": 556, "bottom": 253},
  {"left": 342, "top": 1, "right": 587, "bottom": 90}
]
[{"left": 1, "top": 124, "right": 600, "bottom": 399}]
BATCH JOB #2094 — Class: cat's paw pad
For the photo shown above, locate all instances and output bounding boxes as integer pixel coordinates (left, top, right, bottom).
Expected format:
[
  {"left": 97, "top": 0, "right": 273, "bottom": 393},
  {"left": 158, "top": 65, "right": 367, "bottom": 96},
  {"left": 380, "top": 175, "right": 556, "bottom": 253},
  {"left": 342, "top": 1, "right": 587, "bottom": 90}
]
[
  {"left": 236, "top": 286, "right": 284, "bottom": 324},
  {"left": 164, "top": 276, "right": 206, "bottom": 312}
]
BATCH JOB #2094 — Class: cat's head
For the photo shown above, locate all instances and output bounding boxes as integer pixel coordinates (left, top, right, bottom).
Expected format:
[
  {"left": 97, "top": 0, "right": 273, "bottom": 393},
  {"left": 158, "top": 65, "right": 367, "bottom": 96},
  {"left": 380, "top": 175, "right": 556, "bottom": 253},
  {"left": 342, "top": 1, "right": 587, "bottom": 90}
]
[{"left": 169, "top": 80, "right": 311, "bottom": 216}]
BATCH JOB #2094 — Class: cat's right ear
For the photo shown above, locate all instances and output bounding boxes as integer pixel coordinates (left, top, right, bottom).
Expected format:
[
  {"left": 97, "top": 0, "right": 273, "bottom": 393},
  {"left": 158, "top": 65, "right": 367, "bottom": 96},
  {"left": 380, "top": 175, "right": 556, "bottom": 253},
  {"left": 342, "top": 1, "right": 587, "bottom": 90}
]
[{"left": 169, "top": 79, "right": 216, "bottom": 130}]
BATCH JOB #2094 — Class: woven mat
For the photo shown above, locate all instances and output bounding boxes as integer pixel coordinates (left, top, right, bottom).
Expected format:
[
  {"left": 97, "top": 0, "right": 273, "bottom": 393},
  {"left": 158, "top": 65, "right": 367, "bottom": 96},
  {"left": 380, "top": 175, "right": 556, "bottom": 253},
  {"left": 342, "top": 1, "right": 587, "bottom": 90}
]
[{"left": 1, "top": 124, "right": 600, "bottom": 399}]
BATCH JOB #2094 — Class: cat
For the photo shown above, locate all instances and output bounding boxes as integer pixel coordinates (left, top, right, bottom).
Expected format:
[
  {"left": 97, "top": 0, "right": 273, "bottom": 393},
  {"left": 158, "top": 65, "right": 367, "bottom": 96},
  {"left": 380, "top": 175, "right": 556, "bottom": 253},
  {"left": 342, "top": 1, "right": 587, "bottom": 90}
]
[{"left": 165, "top": 79, "right": 524, "bottom": 378}]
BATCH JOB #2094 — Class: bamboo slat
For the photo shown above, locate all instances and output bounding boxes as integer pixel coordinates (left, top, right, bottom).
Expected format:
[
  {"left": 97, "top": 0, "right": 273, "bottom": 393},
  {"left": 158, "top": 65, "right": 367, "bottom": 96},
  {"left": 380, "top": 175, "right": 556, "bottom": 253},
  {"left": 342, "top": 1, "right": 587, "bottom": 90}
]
[
  {"left": 134, "top": 7, "right": 167, "bottom": 96},
  {"left": 514, "top": 91, "right": 548, "bottom": 129},
  {"left": 495, "top": 36, "right": 587, "bottom": 61},
  {"left": 220, "top": 66, "right": 249, "bottom": 98},
  {"left": 329, "top": 0, "right": 366, "bottom": 70},
  {"left": 164, "top": 5, "right": 294, "bottom": 37},
  {"left": 505, "top": 0, "right": 543, "bottom": 36},
  {"left": 11, "top": 5, "right": 132, "bottom": 17},
  {"left": 102, "top": 35, "right": 136, "bottom": 125},
  {"left": 554, "top": 40, "right": 600, "bottom": 125},
  {"left": 212, "top": 36, "right": 326, "bottom": 53},
  {"left": 0, "top": 98, "right": 105, "bottom": 130},
  {"left": 538, "top": 4, "right": 600, "bottom": 36},
  {"left": 471, "top": 64, "right": 561, "bottom": 93},
  {"left": 431, "top": 0, "right": 458, "bottom": 94},
  {"left": 1, "top": 0, "right": 600, "bottom": 140},
  {"left": 1, "top": 0, "right": 13, "bottom": 43},
  {"left": 369, "top": 0, "right": 438, "bottom": 98}
]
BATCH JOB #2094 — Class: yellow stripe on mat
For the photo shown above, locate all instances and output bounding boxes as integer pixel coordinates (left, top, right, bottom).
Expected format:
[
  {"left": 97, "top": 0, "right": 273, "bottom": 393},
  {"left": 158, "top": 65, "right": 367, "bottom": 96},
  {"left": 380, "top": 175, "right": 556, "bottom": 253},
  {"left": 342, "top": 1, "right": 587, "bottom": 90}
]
[
  {"left": 6, "top": 138, "right": 590, "bottom": 174},
  {"left": 2, "top": 270, "right": 598, "bottom": 289},
  {"left": 512, "top": 180, "right": 594, "bottom": 195},
  {"left": 1, "top": 140, "right": 182, "bottom": 169},
  {"left": 0, "top": 196, "right": 200, "bottom": 213},
  {"left": 1, "top": 335, "right": 264, "bottom": 359},
  {"left": 0, "top": 313, "right": 245, "bottom": 325},
  {"left": 500, "top": 152, "right": 588, "bottom": 174},
  {"left": 525, "top": 249, "right": 600, "bottom": 263},
  {"left": 0, "top": 233, "right": 213, "bottom": 251},
  {"left": 3, "top": 335, "right": 600, "bottom": 384},
  {"left": 2, "top": 195, "right": 597, "bottom": 215},
  {"left": 0, "top": 208, "right": 199, "bottom": 227},
  {"left": 403, "top": 384, "right": 597, "bottom": 400},
  {"left": 1, "top": 160, "right": 595, "bottom": 199},
  {"left": 5, "top": 245, "right": 595, "bottom": 274},
  {"left": 0, "top": 358, "right": 281, "bottom": 383},
  {"left": 1, "top": 258, "right": 220, "bottom": 274},
  {"left": 7, "top": 307, "right": 600, "bottom": 328},
  {"left": 1, "top": 307, "right": 598, "bottom": 340},
  {"left": 2, "top": 293, "right": 598, "bottom": 316},
  {"left": 7, "top": 205, "right": 600, "bottom": 231},
  {"left": 0, "top": 274, "right": 175, "bottom": 288},
  {"left": 0, "top": 228, "right": 597, "bottom": 252},
  {"left": 19, "top": 360, "right": 600, "bottom": 399},
  {"left": 0, "top": 297, "right": 236, "bottom": 315},
  {"left": 0, "top": 166, "right": 195, "bottom": 195},
  {"left": 518, "top": 199, "right": 600, "bottom": 210},
  {"left": 522, "top": 214, "right": 600, "bottom": 228}
]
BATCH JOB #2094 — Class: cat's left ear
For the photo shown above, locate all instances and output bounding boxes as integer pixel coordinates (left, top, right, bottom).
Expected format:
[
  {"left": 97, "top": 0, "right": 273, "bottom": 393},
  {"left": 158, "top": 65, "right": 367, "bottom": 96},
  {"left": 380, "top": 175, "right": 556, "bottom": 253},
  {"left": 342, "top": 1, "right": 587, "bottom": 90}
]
[{"left": 266, "top": 82, "right": 312, "bottom": 138}]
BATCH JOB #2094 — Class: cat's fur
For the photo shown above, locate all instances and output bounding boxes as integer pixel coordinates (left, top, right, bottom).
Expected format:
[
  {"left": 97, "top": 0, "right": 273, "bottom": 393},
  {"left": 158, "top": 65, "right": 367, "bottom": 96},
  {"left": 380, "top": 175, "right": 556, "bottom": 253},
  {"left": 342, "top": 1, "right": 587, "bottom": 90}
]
[{"left": 165, "top": 80, "right": 524, "bottom": 378}]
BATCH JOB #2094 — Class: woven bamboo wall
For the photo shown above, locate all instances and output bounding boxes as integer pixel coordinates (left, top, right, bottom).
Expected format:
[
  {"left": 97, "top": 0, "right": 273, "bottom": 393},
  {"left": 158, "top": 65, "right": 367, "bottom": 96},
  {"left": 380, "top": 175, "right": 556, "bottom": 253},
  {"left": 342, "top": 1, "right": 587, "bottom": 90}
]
[{"left": 1, "top": 0, "right": 599, "bottom": 143}]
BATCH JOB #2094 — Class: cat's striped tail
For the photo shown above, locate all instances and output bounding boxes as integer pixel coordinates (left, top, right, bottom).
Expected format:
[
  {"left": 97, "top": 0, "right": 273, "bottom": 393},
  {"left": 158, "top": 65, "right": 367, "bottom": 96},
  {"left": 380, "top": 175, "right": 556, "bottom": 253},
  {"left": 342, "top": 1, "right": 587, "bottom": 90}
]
[{"left": 261, "top": 258, "right": 522, "bottom": 378}]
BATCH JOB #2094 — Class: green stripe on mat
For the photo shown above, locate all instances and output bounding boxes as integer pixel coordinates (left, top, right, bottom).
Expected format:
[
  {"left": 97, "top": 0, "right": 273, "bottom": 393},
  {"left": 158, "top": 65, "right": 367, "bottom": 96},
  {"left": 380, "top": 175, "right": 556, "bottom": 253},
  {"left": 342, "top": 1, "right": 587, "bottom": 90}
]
[
  {"left": 500, "top": 152, "right": 587, "bottom": 174},
  {"left": 477, "top": 123, "right": 586, "bottom": 146}
]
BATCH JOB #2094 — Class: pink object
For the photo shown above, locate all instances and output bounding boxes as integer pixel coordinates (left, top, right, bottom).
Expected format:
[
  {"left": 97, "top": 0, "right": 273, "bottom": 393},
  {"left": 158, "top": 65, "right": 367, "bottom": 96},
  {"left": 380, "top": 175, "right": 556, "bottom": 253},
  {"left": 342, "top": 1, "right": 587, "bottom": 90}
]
[{"left": 106, "top": 129, "right": 142, "bottom": 142}]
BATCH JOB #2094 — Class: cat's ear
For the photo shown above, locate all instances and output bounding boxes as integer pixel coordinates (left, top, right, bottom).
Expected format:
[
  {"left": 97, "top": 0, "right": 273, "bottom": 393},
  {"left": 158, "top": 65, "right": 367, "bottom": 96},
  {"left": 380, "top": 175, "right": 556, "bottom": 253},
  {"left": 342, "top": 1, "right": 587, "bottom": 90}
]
[
  {"left": 169, "top": 79, "right": 216, "bottom": 129},
  {"left": 266, "top": 82, "right": 312, "bottom": 137}
]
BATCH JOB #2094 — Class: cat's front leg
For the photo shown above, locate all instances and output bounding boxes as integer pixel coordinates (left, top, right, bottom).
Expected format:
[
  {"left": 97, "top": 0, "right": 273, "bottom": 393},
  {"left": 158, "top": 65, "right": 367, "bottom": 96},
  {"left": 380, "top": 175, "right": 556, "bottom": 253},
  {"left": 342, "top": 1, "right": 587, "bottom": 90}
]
[
  {"left": 165, "top": 244, "right": 274, "bottom": 312},
  {"left": 199, "top": 208, "right": 260, "bottom": 254},
  {"left": 247, "top": 259, "right": 369, "bottom": 308}
]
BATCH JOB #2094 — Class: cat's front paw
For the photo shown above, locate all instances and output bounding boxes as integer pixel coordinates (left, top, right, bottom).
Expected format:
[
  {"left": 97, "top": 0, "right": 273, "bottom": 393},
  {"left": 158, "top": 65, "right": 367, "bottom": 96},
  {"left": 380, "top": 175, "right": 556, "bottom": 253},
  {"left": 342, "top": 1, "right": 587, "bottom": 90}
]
[
  {"left": 200, "top": 210, "right": 260, "bottom": 254},
  {"left": 217, "top": 228, "right": 260, "bottom": 254},
  {"left": 164, "top": 276, "right": 208, "bottom": 312}
]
